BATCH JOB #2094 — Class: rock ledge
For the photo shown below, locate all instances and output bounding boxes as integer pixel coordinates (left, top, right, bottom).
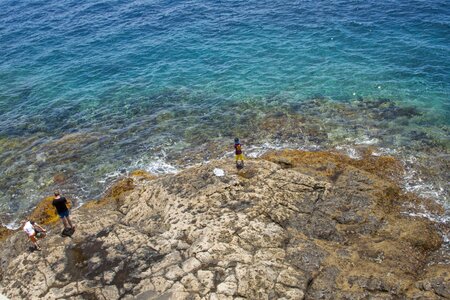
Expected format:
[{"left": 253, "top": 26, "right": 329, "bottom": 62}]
[{"left": 0, "top": 150, "right": 448, "bottom": 300}]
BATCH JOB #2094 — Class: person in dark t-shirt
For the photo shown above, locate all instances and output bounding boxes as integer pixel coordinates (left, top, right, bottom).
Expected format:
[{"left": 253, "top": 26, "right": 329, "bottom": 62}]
[{"left": 52, "top": 191, "right": 75, "bottom": 230}]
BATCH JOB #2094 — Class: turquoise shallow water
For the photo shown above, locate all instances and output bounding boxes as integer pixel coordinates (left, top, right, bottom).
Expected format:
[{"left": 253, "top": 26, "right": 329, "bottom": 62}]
[{"left": 0, "top": 0, "right": 449, "bottom": 224}]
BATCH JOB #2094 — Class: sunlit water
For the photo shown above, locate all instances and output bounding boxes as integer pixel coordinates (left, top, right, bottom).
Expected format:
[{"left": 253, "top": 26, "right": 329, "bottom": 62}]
[{"left": 0, "top": 0, "right": 449, "bottom": 226}]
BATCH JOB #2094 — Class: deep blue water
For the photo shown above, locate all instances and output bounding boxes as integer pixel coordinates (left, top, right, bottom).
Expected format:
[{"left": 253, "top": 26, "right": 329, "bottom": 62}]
[{"left": 0, "top": 0, "right": 449, "bottom": 223}]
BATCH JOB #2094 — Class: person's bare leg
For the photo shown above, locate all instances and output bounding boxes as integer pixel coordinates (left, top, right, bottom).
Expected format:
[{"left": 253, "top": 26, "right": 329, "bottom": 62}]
[
  {"left": 66, "top": 216, "right": 74, "bottom": 229},
  {"left": 30, "top": 235, "right": 40, "bottom": 250},
  {"left": 62, "top": 218, "right": 69, "bottom": 229}
]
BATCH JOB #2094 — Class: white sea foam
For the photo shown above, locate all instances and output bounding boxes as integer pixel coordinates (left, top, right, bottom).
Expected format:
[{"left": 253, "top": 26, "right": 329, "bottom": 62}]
[
  {"left": 98, "top": 170, "right": 125, "bottom": 184},
  {"left": 371, "top": 147, "right": 398, "bottom": 156},
  {"left": 403, "top": 156, "right": 448, "bottom": 208},
  {"left": 140, "top": 159, "right": 178, "bottom": 175},
  {"left": 399, "top": 155, "right": 449, "bottom": 240},
  {"left": 335, "top": 145, "right": 361, "bottom": 159},
  {"left": 403, "top": 211, "right": 449, "bottom": 225},
  {"left": 246, "top": 142, "right": 285, "bottom": 158},
  {"left": 99, "top": 154, "right": 178, "bottom": 185},
  {"left": 129, "top": 151, "right": 178, "bottom": 175},
  {"left": 5, "top": 220, "right": 20, "bottom": 230},
  {"left": 354, "top": 136, "right": 379, "bottom": 145}
]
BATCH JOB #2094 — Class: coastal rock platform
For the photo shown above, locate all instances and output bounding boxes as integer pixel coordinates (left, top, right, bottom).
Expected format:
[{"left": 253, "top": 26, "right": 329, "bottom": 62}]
[{"left": 0, "top": 150, "right": 448, "bottom": 299}]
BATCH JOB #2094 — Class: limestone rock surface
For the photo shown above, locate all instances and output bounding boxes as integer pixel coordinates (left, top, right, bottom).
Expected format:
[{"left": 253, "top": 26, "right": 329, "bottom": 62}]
[{"left": 0, "top": 151, "right": 448, "bottom": 300}]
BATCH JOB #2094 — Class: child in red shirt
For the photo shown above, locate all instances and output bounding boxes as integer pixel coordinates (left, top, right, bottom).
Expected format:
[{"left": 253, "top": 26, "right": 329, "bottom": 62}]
[{"left": 234, "top": 137, "right": 244, "bottom": 168}]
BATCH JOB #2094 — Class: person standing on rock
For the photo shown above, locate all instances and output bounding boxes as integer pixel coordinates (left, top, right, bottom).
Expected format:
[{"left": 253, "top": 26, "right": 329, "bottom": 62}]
[
  {"left": 234, "top": 137, "right": 245, "bottom": 169},
  {"left": 22, "top": 220, "right": 46, "bottom": 250},
  {"left": 52, "top": 191, "right": 75, "bottom": 231}
]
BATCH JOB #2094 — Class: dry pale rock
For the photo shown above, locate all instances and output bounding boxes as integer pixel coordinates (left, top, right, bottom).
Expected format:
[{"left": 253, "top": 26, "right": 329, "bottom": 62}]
[
  {"left": 209, "top": 293, "right": 219, "bottom": 300},
  {"left": 216, "top": 281, "right": 237, "bottom": 296},
  {"left": 182, "top": 257, "right": 202, "bottom": 273},
  {"left": 197, "top": 270, "right": 215, "bottom": 291},
  {"left": 165, "top": 265, "right": 185, "bottom": 281},
  {"left": 100, "top": 285, "right": 120, "bottom": 299},
  {"left": 196, "top": 251, "right": 214, "bottom": 264},
  {"left": 151, "top": 276, "right": 173, "bottom": 292},
  {"left": 152, "top": 251, "right": 182, "bottom": 273},
  {"left": 181, "top": 273, "right": 201, "bottom": 292}
]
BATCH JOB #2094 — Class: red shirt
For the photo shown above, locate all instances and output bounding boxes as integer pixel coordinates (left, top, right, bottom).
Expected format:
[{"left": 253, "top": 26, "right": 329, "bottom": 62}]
[{"left": 234, "top": 143, "right": 242, "bottom": 155}]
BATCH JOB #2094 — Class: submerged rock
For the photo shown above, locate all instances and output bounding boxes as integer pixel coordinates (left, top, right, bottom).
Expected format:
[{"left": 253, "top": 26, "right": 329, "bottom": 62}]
[{"left": 0, "top": 151, "right": 447, "bottom": 299}]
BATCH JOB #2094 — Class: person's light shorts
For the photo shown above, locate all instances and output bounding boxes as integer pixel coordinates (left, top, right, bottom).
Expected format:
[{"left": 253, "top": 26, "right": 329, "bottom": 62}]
[{"left": 235, "top": 154, "right": 244, "bottom": 161}]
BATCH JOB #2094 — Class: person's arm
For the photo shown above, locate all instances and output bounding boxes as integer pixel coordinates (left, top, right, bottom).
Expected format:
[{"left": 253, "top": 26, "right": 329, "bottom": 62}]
[{"left": 34, "top": 223, "right": 46, "bottom": 232}]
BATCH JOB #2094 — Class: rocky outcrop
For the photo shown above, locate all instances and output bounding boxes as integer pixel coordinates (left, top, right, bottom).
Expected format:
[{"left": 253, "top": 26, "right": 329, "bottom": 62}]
[{"left": 0, "top": 151, "right": 448, "bottom": 299}]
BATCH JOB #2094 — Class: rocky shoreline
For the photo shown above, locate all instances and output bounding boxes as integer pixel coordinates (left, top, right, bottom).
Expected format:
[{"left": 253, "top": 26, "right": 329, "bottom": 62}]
[
  {"left": 2, "top": 97, "right": 449, "bottom": 225},
  {"left": 0, "top": 150, "right": 448, "bottom": 299}
]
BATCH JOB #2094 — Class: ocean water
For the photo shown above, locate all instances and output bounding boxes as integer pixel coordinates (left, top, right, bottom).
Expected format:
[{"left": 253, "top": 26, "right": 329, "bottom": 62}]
[{"left": 0, "top": 0, "right": 449, "bottom": 225}]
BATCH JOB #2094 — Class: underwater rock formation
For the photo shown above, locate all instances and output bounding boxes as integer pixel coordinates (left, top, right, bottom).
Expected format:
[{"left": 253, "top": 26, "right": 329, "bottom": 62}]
[{"left": 0, "top": 151, "right": 448, "bottom": 299}]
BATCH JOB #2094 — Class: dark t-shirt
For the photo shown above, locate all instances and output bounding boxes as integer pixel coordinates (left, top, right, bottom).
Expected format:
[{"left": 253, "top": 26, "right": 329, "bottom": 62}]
[{"left": 52, "top": 197, "right": 68, "bottom": 214}]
